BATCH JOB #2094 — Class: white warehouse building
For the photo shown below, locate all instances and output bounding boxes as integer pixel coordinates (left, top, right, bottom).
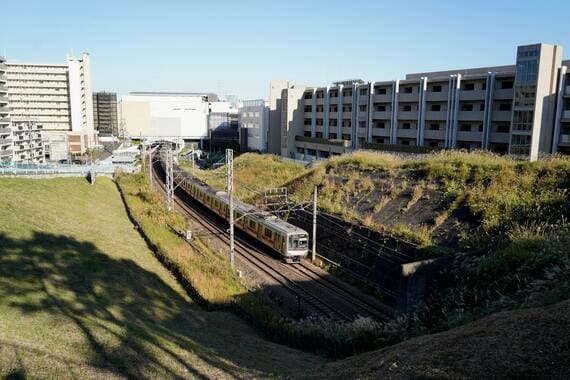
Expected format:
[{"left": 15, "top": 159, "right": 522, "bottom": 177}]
[{"left": 120, "top": 92, "right": 219, "bottom": 141}]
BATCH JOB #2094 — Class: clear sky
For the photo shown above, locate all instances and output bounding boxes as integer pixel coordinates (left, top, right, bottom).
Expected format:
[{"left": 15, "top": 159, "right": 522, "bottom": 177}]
[{"left": 1, "top": 0, "right": 568, "bottom": 100}]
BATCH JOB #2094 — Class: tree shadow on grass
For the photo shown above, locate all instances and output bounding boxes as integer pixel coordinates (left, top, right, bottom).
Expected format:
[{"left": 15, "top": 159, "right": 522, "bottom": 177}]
[{"left": 0, "top": 231, "right": 294, "bottom": 378}]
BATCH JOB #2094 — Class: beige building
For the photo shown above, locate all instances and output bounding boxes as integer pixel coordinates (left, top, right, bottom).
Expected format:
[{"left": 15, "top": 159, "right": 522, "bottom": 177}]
[
  {"left": 282, "top": 43, "right": 570, "bottom": 161},
  {"left": 5, "top": 53, "right": 96, "bottom": 160},
  {"left": 0, "top": 56, "right": 11, "bottom": 163}
]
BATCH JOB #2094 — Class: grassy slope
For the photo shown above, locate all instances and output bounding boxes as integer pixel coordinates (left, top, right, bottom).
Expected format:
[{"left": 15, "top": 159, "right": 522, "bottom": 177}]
[
  {"left": 181, "top": 152, "right": 306, "bottom": 202},
  {"left": 312, "top": 299, "right": 570, "bottom": 379},
  {"left": 0, "top": 177, "right": 326, "bottom": 379}
]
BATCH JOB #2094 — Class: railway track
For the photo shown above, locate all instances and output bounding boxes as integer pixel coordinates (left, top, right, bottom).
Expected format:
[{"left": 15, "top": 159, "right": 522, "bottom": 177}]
[{"left": 152, "top": 162, "right": 392, "bottom": 322}]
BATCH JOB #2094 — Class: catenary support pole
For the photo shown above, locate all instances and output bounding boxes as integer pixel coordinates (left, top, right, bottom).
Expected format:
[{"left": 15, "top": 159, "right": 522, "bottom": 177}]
[
  {"left": 312, "top": 185, "right": 317, "bottom": 261},
  {"left": 226, "top": 148, "right": 235, "bottom": 268}
]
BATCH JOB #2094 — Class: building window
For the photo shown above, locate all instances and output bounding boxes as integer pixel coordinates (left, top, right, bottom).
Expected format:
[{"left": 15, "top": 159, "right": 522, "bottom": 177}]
[
  {"left": 359, "top": 105, "right": 367, "bottom": 112},
  {"left": 329, "top": 133, "right": 337, "bottom": 139},
  {"left": 497, "top": 124, "right": 510, "bottom": 133},
  {"left": 376, "top": 88, "right": 387, "bottom": 95},
  {"left": 403, "top": 87, "right": 413, "bottom": 94},
  {"left": 429, "top": 123, "right": 440, "bottom": 130},
  {"left": 432, "top": 85, "right": 442, "bottom": 92},
  {"left": 316, "top": 105, "right": 324, "bottom": 112},
  {"left": 375, "top": 121, "right": 385, "bottom": 129},
  {"left": 329, "top": 105, "right": 338, "bottom": 112},
  {"left": 375, "top": 105, "right": 386, "bottom": 112},
  {"left": 501, "top": 80, "right": 514, "bottom": 89},
  {"left": 512, "top": 110, "right": 534, "bottom": 131},
  {"left": 430, "top": 104, "right": 441, "bottom": 111},
  {"left": 342, "top": 134, "right": 351, "bottom": 140},
  {"left": 359, "top": 121, "right": 366, "bottom": 129},
  {"left": 330, "top": 90, "right": 338, "bottom": 98},
  {"left": 403, "top": 104, "right": 412, "bottom": 112},
  {"left": 461, "top": 103, "right": 474, "bottom": 111},
  {"left": 401, "top": 139, "right": 411, "bottom": 145},
  {"left": 304, "top": 106, "right": 311, "bottom": 112},
  {"left": 342, "top": 120, "right": 352, "bottom": 127},
  {"left": 330, "top": 119, "right": 338, "bottom": 127},
  {"left": 304, "top": 119, "right": 311, "bottom": 126},
  {"left": 463, "top": 83, "right": 475, "bottom": 91},
  {"left": 343, "top": 105, "right": 352, "bottom": 112},
  {"left": 402, "top": 123, "right": 411, "bottom": 129},
  {"left": 304, "top": 131, "right": 311, "bottom": 137},
  {"left": 304, "top": 93, "right": 312, "bottom": 100},
  {"left": 359, "top": 88, "right": 368, "bottom": 96},
  {"left": 460, "top": 124, "right": 471, "bottom": 132},
  {"left": 510, "top": 134, "right": 531, "bottom": 155},
  {"left": 499, "top": 103, "right": 512, "bottom": 111},
  {"left": 316, "top": 132, "right": 323, "bottom": 138}
]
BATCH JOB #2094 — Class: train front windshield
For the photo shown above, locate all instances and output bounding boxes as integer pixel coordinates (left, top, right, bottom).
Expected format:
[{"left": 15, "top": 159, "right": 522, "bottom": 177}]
[{"left": 289, "top": 234, "right": 308, "bottom": 250}]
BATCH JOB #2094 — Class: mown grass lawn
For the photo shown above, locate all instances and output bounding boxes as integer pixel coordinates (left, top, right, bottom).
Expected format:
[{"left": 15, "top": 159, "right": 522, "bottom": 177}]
[{"left": 0, "top": 177, "right": 326, "bottom": 379}]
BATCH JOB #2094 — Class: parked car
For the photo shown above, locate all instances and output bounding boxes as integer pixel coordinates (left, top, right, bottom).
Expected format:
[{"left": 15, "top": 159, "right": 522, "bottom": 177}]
[{"left": 58, "top": 159, "right": 70, "bottom": 165}]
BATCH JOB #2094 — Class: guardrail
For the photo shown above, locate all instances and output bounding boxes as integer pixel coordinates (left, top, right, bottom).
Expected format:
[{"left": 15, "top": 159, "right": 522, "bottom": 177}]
[{"left": 0, "top": 163, "right": 139, "bottom": 176}]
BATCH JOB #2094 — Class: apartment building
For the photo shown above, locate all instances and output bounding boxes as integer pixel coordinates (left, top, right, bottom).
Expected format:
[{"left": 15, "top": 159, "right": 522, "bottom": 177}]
[
  {"left": 0, "top": 56, "right": 12, "bottom": 163},
  {"left": 11, "top": 121, "right": 44, "bottom": 163},
  {"left": 93, "top": 91, "right": 118, "bottom": 136},
  {"left": 5, "top": 53, "right": 96, "bottom": 160},
  {"left": 289, "top": 43, "right": 570, "bottom": 161},
  {"left": 238, "top": 99, "right": 269, "bottom": 152}
]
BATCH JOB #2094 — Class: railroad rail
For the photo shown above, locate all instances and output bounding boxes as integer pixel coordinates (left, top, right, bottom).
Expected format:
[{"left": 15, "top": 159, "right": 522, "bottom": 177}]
[{"left": 152, "top": 161, "right": 393, "bottom": 322}]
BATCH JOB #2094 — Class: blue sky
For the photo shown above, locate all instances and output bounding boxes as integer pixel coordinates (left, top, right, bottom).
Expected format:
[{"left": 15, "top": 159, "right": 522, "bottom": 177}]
[{"left": 1, "top": 0, "right": 568, "bottom": 99}]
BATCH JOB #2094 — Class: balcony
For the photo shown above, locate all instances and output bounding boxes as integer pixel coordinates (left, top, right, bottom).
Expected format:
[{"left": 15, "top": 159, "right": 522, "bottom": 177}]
[
  {"left": 303, "top": 99, "right": 312, "bottom": 106},
  {"left": 342, "top": 96, "right": 353, "bottom": 104},
  {"left": 316, "top": 112, "right": 324, "bottom": 118},
  {"left": 0, "top": 96, "right": 8, "bottom": 105},
  {"left": 372, "top": 111, "right": 391, "bottom": 119},
  {"left": 398, "top": 93, "right": 418, "bottom": 102},
  {"left": 398, "top": 111, "right": 418, "bottom": 120},
  {"left": 458, "top": 111, "right": 484, "bottom": 120},
  {"left": 0, "top": 127, "right": 11, "bottom": 134},
  {"left": 0, "top": 85, "right": 7, "bottom": 93},
  {"left": 456, "top": 131, "right": 483, "bottom": 142},
  {"left": 459, "top": 90, "right": 486, "bottom": 101},
  {"left": 492, "top": 111, "right": 512, "bottom": 122},
  {"left": 424, "top": 130, "right": 445, "bottom": 140},
  {"left": 304, "top": 112, "right": 312, "bottom": 118},
  {"left": 489, "top": 132, "right": 510, "bottom": 144},
  {"left": 373, "top": 94, "right": 391, "bottom": 103},
  {"left": 0, "top": 117, "right": 10, "bottom": 125},
  {"left": 562, "top": 110, "right": 570, "bottom": 121},
  {"left": 494, "top": 89, "right": 514, "bottom": 100},
  {"left": 316, "top": 98, "right": 324, "bottom": 105},
  {"left": 329, "top": 112, "right": 338, "bottom": 118},
  {"left": 425, "top": 111, "right": 447, "bottom": 120},
  {"left": 397, "top": 128, "right": 417, "bottom": 138},
  {"left": 425, "top": 92, "right": 448, "bottom": 102},
  {"left": 0, "top": 138, "right": 12, "bottom": 145},
  {"left": 370, "top": 127, "right": 390, "bottom": 137},
  {"left": 0, "top": 149, "right": 13, "bottom": 157}
]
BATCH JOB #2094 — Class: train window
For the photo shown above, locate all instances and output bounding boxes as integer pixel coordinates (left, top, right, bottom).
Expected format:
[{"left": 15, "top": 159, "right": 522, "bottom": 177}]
[
  {"left": 264, "top": 228, "right": 273, "bottom": 239},
  {"left": 289, "top": 234, "right": 308, "bottom": 249},
  {"left": 249, "top": 219, "right": 256, "bottom": 229}
]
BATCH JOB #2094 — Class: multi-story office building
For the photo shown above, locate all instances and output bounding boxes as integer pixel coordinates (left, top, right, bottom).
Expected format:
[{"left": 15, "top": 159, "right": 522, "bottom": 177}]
[
  {"left": 93, "top": 91, "right": 118, "bottom": 136},
  {"left": 238, "top": 99, "right": 269, "bottom": 152},
  {"left": 11, "top": 121, "right": 44, "bottom": 163},
  {"left": 208, "top": 101, "right": 239, "bottom": 152},
  {"left": 5, "top": 53, "right": 96, "bottom": 160},
  {"left": 287, "top": 43, "right": 570, "bottom": 161},
  {"left": 0, "top": 56, "right": 12, "bottom": 163}
]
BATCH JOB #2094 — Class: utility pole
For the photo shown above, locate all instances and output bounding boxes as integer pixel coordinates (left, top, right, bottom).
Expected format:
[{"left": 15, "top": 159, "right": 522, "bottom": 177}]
[
  {"left": 191, "top": 149, "right": 195, "bottom": 176},
  {"left": 312, "top": 185, "right": 318, "bottom": 261},
  {"left": 226, "top": 148, "right": 235, "bottom": 268},
  {"left": 148, "top": 145, "right": 153, "bottom": 188},
  {"left": 165, "top": 146, "right": 174, "bottom": 211}
]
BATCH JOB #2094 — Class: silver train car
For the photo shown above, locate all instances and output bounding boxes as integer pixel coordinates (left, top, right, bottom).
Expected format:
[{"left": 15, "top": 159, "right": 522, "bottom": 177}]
[{"left": 167, "top": 162, "right": 309, "bottom": 263}]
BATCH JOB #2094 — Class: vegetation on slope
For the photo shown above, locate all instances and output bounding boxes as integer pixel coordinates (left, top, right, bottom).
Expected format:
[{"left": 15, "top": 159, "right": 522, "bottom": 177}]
[
  {"left": 117, "top": 172, "right": 395, "bottom": 358},
  {"left": 181, "top": 152, "right": 307, "bottom": 202},
  {"left": 0, "top": 177, "right": 326, "bottom": 378}
]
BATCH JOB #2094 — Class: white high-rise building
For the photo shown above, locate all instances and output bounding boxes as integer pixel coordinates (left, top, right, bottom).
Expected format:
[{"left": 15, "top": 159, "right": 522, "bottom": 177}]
[{"left": 5, "top": 53, "right": 96, "bottom": 160}]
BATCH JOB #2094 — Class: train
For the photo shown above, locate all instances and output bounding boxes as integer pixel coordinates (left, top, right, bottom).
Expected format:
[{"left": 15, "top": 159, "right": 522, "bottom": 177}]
[{"left": 159, "top": 158, "right": 309, "bottom": 263}]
